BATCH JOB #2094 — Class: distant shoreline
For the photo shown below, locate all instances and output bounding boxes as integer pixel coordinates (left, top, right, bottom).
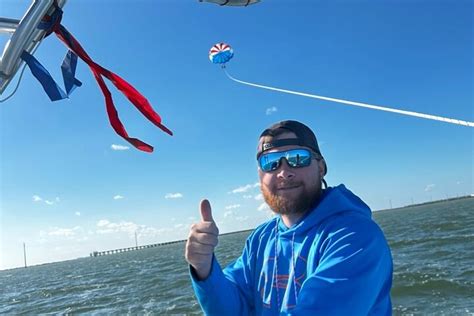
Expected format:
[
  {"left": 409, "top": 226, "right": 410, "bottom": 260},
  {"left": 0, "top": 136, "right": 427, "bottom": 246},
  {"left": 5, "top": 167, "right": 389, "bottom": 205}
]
[
  {"left": 375, "top": 195, "right": 473, "bottom": 213},
  {"left": 2, "top": 195, "right": 471, "bottom": 272}
]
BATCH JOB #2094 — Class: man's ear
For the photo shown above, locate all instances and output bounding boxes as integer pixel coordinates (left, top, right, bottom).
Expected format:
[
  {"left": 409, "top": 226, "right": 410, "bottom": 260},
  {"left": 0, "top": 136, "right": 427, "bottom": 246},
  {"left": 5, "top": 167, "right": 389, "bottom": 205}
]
[{"left": 318, "top": 159, "right": 326, "bottom": 178}]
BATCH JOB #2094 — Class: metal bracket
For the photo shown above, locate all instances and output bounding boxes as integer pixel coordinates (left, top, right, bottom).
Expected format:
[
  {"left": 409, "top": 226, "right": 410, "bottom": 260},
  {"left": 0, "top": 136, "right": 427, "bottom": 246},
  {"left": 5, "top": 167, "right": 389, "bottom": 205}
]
[{"left": 0, "top": 0, "right": 67, "bottom": 94}]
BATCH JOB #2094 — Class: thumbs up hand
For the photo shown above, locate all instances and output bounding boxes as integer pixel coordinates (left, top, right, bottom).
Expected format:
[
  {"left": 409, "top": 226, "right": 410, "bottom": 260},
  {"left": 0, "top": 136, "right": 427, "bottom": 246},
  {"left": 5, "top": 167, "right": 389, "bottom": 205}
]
[{"left": 185, "top": 199, "right": 219, "bottom": 280}]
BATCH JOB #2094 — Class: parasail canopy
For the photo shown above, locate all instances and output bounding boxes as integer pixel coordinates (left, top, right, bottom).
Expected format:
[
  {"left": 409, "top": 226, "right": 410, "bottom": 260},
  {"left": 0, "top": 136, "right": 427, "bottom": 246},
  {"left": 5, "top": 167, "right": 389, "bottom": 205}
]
[{"left": 209, "top": 43, "right": 234, "bottom": 65}]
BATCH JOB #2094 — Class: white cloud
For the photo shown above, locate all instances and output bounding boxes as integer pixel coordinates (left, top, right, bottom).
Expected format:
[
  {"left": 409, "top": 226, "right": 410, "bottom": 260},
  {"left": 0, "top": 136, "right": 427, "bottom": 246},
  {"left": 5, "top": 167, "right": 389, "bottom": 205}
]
[
  {"left": 254, "top": 193, "right": 263, "bottom": 201},
  {"left": 165, "top": 193, "right": 183, "bottom": 199},
  {"left": 222, "top": 210, "right": 249, "bottom": 223},
  {"left": 33, "top": 195, "right": 59, "bottom": 205},
  {"left": 75, "top": 211, "right": 81, "bottom": 216},
  {"left": 230, "top": 184, "right": 252, "bottom": 194},
  {"left": 48, "top": 228, "right": 77, "bottom": 237},
  {"left": 424, "top": 184, "right": 436, "bottom": 192},
  {"left": 174, "top": 223, "right": 184, "bottom": 229},
  {"left": 188, "top": 216, "right": 196, "bottom": 221},
  {"left": 113, "top": 195, "right": 124, "bottom": 200},
  {"left": 95, "top": 219, "right": 170, "bottom": 238},
  {"left": 44, "top": 226, "right": 84, "bottom": 239},
  {"left": 97, "top": 219, "right": 110, "bottom": 227},
  {"left": 224, "top": 210, "right": 234, "bottom": 218},
  {"left": 225, "top": 204, "right": 241, "bottom": 210},
  {"left": 230, "top": 182, "right": 260, "bottom": 194},
  {"left": 266, "top": 106, "right": 278, "bottom": 115},
  {"left": 111, "top": 144, "right": 130, "bottom": 151},
  {"left": 258, "top": 203, "right": 270, "bottom": 211},
  {"left": 243, "top": 195, "right": 253, "bottom": 199},
  {"left": 96, "top": 220, "right": 138, "bottom": 235}
]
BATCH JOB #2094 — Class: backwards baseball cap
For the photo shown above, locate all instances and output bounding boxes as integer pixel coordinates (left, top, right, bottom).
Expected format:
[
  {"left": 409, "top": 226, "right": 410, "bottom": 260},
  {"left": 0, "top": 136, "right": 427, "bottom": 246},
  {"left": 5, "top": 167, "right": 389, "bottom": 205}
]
[{"left": 257, "top": 120, "right": 327, "bottom": 175}]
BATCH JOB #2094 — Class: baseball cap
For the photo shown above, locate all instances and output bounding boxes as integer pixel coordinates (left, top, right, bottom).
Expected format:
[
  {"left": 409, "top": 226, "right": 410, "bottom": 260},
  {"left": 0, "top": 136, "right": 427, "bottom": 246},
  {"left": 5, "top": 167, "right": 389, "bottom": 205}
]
[{"left": 257, "top": 120, "right": 327, "bottom": 175}]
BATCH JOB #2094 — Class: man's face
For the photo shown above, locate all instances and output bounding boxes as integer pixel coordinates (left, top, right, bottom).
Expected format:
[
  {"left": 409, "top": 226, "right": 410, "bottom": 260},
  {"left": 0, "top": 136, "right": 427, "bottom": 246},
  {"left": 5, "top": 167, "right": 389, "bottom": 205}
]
[{"left": 258, "top": 132, "right": 325, "bottom": 216}]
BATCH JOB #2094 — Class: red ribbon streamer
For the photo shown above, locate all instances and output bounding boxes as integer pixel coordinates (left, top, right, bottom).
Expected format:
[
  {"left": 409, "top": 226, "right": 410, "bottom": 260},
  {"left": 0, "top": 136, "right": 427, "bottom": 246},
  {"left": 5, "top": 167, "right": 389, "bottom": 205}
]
[{"left": 45, "top": 18, "right": 172, "bottom": 152}]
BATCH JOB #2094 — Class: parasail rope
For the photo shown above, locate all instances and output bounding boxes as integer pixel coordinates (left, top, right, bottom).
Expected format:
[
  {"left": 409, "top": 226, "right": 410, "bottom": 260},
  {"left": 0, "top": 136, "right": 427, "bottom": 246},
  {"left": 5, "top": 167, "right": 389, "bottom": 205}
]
[{"left": 224, "top": 69, "right": 474, "bottom": 128}]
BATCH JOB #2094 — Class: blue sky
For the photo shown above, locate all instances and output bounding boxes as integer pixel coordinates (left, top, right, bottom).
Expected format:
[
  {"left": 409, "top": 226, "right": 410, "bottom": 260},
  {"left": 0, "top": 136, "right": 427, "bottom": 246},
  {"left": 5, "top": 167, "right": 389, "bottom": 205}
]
[{"left": 1, "top": 0, "right": 472, "bottom": 270}]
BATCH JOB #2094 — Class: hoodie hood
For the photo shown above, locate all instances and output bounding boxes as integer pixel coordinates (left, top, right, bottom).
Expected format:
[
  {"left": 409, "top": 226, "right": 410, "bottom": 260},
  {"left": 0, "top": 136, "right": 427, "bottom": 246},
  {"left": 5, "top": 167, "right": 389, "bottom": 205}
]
[{"left": 277, "top": 184, "right": 371, "bottom": 237}]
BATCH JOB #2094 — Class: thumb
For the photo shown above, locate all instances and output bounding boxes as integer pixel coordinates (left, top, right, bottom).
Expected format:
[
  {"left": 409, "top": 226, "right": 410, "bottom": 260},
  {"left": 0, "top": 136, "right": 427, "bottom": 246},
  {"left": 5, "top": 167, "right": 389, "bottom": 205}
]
[{"left": 200, "top": 199, "right": 214, "bottom": 222}]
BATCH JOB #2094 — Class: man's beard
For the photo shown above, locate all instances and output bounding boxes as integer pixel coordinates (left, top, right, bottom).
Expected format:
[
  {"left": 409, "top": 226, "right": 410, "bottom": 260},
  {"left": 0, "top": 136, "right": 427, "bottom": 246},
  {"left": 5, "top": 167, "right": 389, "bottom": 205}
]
[{"left": 261, "top": 180, "right": 321, "bottom": 216}]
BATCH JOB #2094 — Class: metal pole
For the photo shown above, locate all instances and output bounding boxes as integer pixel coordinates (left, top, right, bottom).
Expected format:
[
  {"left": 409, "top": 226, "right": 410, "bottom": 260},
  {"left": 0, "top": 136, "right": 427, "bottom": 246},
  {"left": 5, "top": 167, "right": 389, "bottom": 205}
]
[
  {"left": 0, "top": 0, "right": 68, "bottom": 94},
  {"left": 23, "top": 242, "right": 27, "bottom": 268},
  {"left": 0, "top": 18, "right": 20, "bottom": 34}
]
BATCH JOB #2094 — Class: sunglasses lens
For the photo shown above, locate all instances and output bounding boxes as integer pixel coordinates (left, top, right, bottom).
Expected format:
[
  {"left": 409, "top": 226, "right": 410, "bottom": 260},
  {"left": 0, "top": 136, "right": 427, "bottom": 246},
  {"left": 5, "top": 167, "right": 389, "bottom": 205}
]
[
  {"left": 259, "top": 149, "right": 312, "bottom": 172},
  {"left": 259, "top": 153, "right": 281, "bottom": 172},
  {"left": 287, "top": 150, "right": 311, "bottom": 167}
]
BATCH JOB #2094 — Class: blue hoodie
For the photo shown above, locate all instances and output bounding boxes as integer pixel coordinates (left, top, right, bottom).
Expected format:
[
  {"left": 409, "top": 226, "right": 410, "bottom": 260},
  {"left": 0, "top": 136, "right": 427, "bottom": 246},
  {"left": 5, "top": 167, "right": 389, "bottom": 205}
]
[{"left": 191, "top": 184, "right": 393, "bottom": 315}]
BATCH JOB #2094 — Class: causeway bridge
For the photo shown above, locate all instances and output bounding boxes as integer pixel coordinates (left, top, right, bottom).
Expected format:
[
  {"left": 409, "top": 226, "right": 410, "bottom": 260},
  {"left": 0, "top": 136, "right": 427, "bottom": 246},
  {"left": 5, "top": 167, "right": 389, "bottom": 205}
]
[
  {"left": 89, "top": 239, "right": 185, "bottom": 257},
  {"left": 89, "top": 229, "right": 253, "bottom": 257}
]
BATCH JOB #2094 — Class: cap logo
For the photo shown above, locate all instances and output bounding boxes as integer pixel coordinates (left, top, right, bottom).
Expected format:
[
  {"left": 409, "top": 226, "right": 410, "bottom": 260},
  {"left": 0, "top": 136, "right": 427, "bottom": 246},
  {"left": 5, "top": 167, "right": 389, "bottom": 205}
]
[
  {"left": 263, "top": 143, "right": 274, "bottom": 151},
  {"left": 261, "top": 139, "right": 306, "bottom": 154}
]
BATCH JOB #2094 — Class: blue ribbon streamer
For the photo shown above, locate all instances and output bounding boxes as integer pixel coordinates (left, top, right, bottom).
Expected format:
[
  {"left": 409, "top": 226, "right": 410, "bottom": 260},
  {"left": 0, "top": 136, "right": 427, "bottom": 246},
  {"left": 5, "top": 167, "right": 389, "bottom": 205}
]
[
  {"left": 21, "top": 50, "right": 81, "bottom": 101},
  {"left": 61, "top": 50, "right": 82, "bottom": 94}
]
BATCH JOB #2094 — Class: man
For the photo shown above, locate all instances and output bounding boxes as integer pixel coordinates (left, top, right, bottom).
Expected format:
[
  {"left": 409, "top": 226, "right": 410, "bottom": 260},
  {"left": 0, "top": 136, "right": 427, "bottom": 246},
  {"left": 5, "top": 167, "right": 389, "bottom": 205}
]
[{"left": 185, "top": 120, "right": 393, "bottom": 315}]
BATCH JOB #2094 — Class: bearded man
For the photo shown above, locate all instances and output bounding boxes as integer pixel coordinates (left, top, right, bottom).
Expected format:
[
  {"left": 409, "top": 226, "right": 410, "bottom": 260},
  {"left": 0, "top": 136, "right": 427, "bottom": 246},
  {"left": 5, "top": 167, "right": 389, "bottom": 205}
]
[{"left": 185, "top": 120, "right": 393, "bottom": 315}]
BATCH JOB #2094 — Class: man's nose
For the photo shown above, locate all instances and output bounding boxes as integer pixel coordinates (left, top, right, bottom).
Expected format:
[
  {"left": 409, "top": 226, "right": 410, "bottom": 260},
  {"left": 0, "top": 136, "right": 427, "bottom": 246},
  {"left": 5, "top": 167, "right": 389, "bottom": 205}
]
[{"left": 277, "top": 159, "right": 295, "bottom": 179}]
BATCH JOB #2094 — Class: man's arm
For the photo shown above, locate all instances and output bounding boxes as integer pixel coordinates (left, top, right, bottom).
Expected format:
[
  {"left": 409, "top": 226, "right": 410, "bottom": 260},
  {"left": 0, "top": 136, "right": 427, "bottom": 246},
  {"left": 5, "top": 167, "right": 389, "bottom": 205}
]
[
  {"left": 190, "top": 250, "right": 254, "bottom": 316},
  {"left": 186, "top": 199, "right": 254, "bottom": 315},
  {"left": 292, "top": 215, "right": 393, "bottom": 315}
]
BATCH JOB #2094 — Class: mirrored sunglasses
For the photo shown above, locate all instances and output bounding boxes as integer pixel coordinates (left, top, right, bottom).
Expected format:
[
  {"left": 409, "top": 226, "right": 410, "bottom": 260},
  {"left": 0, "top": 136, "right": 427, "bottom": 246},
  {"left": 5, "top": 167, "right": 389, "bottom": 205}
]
[{"left": 258, "top": 149, "right": 315, "bottom": 172}]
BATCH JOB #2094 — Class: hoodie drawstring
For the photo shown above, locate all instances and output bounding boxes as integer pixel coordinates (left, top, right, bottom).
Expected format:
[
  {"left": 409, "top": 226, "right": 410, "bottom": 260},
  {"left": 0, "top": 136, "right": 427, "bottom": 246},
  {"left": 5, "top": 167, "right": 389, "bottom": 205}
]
[
  {"left": 291, "top": 231, "right": 298, "bottom": 304},
  {"left": 273, "top": 222, "right": 281, "bottom": 310},
  {"left": 273, "top": 220, "right": 299, "bottom": 312}
]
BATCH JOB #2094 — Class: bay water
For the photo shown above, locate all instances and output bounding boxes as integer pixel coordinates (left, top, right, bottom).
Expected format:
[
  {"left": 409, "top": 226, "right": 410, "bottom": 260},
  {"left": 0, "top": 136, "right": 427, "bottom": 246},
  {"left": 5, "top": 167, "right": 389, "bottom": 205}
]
[{"left": 1, "top": 197, "right": 473, "bottom": 315}]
